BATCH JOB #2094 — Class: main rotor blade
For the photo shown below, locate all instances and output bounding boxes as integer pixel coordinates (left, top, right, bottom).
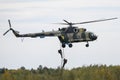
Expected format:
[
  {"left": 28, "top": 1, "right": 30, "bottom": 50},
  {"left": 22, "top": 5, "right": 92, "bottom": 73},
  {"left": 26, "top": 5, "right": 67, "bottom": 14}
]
[
  {"left": 8, "top": 19, "right": 11, "bottom": 28},
  {"left": 76, "top": 17, "right": 118, "bottom": 24},
  {"left": 63, "top": 19, "right": 70, "bottom": 24},
  {"left": 3, "top": 29, "right": 10, "bottom": 36},
  {"left": 55, "top": 23, "right": 68, "bottom": 25}
]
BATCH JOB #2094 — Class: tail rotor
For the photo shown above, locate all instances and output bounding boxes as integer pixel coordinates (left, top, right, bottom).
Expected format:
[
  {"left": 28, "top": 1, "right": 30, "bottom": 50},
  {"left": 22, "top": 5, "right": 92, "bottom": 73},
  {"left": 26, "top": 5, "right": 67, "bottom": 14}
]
[{"left": 3, "top": 19, "right": 13, "bottom": 36}]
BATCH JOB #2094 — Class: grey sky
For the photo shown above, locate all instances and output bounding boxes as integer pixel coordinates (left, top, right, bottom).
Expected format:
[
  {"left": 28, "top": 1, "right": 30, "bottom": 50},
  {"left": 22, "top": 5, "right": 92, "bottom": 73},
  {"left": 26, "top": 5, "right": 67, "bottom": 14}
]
[{"left": 0, "top": 0, "right": 120, "bottom": 69}]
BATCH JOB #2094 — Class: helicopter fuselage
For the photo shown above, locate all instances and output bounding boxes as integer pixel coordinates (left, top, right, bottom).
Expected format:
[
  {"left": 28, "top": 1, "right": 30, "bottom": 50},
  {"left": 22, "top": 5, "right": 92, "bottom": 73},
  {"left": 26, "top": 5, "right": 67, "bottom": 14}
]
[{"left": 58, "top": 27, "right": 97, "bottom": 48}]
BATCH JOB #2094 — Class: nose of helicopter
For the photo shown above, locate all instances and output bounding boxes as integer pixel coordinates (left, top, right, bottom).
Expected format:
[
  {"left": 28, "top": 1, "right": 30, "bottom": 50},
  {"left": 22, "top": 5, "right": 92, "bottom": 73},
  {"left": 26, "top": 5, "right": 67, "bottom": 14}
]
[
  {"left": 89, "top": 33, "right": 98, "bottom": 41},
  {"left": 93, "top": 35, "right": 97, "bottom": 40}
]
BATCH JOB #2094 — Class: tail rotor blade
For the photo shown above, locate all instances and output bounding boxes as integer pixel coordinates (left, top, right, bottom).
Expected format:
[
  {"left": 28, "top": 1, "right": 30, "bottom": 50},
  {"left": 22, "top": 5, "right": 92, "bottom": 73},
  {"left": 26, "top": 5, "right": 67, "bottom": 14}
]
[
  {"left": 3, "top": 29, "right": 10, "bottom": 36},
  {"left": 8, "top": 19, "right": 11, "bottom": 28}
]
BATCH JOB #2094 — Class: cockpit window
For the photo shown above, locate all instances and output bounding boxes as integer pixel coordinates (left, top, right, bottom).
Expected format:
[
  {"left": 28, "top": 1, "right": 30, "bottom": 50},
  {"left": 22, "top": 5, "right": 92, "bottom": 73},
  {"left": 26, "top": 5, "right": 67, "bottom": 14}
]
[
  {"left": 89, "top": 32, "right": 95, "bottom": 39},
  {"left": 91, "top": 33, "right": 94, "bottom": 37}
]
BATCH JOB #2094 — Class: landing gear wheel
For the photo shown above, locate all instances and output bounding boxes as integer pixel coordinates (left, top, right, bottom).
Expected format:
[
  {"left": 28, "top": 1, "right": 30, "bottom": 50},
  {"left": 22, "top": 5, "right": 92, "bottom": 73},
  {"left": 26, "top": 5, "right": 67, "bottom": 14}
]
[
  {"left": 62, "top": 44, "right": 66, "bottom": 48},
  {"left": 68, "top": 43, "right": 73, "bottom": 48},
  {"left": 86, "top": 44, "right": 89, "bottom": 47}
]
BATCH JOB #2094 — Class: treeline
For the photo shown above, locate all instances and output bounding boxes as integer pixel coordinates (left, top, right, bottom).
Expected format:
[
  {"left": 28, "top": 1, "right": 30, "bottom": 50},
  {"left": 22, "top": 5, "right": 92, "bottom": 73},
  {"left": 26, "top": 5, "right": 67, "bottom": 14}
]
[{"left": 0, "top": 65, "right": 120, "bottom": 80}]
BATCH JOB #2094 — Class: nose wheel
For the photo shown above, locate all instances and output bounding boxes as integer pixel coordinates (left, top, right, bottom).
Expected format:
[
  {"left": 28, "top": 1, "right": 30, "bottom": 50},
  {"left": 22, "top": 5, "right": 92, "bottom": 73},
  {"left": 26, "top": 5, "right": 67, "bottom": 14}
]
[
  {"left": 68, "top": 43, "right": 73, "bottom": 48},
  {"left": 86, "top": 42, "right": 89, "bottom": 47}
]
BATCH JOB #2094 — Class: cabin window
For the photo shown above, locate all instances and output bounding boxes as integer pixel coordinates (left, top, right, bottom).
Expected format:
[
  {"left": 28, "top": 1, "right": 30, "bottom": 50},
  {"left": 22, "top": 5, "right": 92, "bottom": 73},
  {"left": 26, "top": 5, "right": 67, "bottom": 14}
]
[{"left": 73, "top": 28, "right": 79, "bottom": 33}]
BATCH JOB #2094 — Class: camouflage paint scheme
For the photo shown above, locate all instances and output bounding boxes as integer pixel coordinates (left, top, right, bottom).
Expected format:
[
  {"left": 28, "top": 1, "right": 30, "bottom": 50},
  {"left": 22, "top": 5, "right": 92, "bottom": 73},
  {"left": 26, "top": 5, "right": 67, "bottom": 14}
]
[{"left": 10, "top": 26, "right": 97, "bottom": 48}]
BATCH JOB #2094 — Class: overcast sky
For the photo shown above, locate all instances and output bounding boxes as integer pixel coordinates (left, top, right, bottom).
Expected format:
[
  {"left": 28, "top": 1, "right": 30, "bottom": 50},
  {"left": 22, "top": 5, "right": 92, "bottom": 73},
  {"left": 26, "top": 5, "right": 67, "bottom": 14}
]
[{"left": 0, "top": 0, "right": 120, "bottom": 69}]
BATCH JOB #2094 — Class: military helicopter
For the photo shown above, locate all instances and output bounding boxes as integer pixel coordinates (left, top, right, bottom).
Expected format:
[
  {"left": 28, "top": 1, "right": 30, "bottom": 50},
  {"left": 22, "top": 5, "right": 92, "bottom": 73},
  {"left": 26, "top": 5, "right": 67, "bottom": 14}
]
[{"left": 3, "top": 18, "right": 117, "bottom": 48}]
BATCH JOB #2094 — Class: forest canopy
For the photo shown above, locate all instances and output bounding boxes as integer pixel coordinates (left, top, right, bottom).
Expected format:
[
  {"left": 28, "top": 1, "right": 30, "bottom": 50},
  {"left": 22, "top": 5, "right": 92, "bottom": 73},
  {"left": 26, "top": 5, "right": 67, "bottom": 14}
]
[{"left": 0, "top": 64, "right": 120, "bottom": 80}]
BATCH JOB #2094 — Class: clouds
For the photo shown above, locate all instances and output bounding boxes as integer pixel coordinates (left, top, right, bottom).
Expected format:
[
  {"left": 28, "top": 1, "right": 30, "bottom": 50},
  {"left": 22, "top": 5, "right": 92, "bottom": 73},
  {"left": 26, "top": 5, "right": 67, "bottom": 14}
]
[{"left": 0, "top": 0, "right": 120, "bottom": 21}]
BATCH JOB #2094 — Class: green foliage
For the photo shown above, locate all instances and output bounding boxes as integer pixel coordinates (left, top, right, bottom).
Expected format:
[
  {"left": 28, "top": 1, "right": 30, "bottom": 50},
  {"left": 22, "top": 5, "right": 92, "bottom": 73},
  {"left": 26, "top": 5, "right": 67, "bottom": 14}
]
[{"left": 0, "top": 65, "right": 120, "bottom": 80}]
